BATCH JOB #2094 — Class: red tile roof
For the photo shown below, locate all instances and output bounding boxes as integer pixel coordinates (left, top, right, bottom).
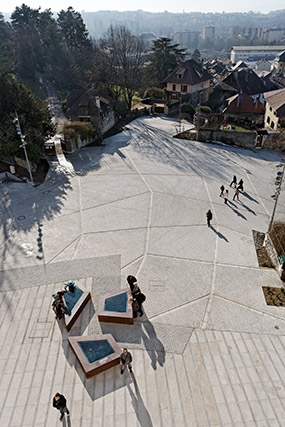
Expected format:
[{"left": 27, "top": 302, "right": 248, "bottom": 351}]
[{"left": 223, "top": 93, "right": 264, "bottom": 114}]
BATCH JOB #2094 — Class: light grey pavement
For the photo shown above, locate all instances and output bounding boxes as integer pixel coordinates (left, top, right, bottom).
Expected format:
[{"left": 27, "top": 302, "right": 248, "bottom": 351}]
[{"left": 0, "top": 116, "right": 285, "bottom": 426}]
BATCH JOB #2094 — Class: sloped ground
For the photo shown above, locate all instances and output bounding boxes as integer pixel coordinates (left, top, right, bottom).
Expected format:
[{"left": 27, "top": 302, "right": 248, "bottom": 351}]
[{"left": 0, "top": 116, "right": 285, "bottom": 426}]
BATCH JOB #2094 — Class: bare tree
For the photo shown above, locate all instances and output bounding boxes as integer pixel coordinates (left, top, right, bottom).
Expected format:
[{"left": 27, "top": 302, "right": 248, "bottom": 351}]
[{"left": 100, "top": 25, "right": 146, "bottom": 110}]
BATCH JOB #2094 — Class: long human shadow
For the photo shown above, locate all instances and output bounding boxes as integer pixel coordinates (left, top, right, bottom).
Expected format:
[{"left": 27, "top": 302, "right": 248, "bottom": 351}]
[
  {"left": 127, "top": 375, "right": 153, "bottom": 427},
  {"left": 238, "top": 200, "right": 256, "bottom": 216},
  {"left": 101, "top": 316, "right": 166, "bottom": 370},
  {"left": 141, "top": 319, "right": 166, "bottom": 370},
  {"left": 226, "top": 201, "right": 247, "bottom": 220},
  {"left": 210, "top": 225, "right": 229, "bottom": 242},
  {"left": 241, "top": 191, "right": 259, "bottom": 204}
]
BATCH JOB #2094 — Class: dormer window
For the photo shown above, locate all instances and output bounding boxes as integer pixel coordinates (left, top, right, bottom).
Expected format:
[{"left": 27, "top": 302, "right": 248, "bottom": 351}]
[{"left": 176, "top": 67, "right": 185, "bottom": 79}]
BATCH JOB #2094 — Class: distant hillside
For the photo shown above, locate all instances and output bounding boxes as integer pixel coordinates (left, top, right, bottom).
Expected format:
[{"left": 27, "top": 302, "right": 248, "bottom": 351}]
[
  {"left": 3, "top": 9, "right": 285, "bottom": 39},
  {"left": 80, "top": 9, "right": 285, "bottom": 39}
]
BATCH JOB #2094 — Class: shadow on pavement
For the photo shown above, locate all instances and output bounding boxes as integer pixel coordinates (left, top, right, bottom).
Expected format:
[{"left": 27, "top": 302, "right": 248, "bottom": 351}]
[
  {"left": 101, "top": 316, "right": 166, "bottom": 370},
  {"left": 226, "top": 202, "right": 247, "bottom": 220},
  {"left": 210, "top": 226, "right": 229, "bottom": 242},
  {"left": 242, "top": 191, "right": 259, "bottom": 204},
  {"left": 238, "top": 200, "right": 257, "bottom": 215},
  {"left": 127, "top": 374, "right": 153, "bottom": 427}
]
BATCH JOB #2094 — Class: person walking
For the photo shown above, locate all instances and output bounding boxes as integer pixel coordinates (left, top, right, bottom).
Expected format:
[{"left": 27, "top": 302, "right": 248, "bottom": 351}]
[
  {"left": 238, "top": 179, "right": 244, "bottom": 191},
  {"left": 127, "top": 276, "right": 145, "bottom": 318},
  {"left": 206, "top": 209, "right": 212, "bottom": 227},
  {"left": 220, "top": 185, "right": 225, "bottom": 197},
  {"left": 120, "top": 348, "right": 133, "bottom": 374},
  {"left": 230, "top": 175, "right": 237, "bottom": 188},
  {"left": 53, "top": 393, "right": 70, "bottom": 421},
  {"left": 224, "top": 189, "right": 229, "bottom": 204},
  {"left": 233, "top": 188, "right": 240, "bottom": 201}
]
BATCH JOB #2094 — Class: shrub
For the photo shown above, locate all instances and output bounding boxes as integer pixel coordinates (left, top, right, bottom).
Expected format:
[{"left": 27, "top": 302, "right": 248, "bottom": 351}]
[
  {"left": 143, "top": 87, "right": 166, "bottom": 100},
  {"left": 196, "top": 105, "right": 212, "bottom": 114},
  {"left": 181, "top": 103, "right": 195, "bottom": 116},
  {"left": 62, "top": 122, "right": 97, "bottom": 140}
]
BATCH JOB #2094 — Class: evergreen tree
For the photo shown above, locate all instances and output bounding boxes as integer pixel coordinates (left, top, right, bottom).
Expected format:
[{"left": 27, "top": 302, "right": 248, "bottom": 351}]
[
  {"left": 147, "top": 37, "right": 186, "bottom": 86},
  {"left": 0, "top": 13, "right": 12, "bottom": 75},
  {"left": 57, "top": 7, "right": 93, "bottom": 88},
  {"left": 0, "top": 74, "right": 55, "bottom": 163},
  {"left": 57, "top": 7, "right": 91, "bottom": 51},
  {"left": 11, "top": 4, "right": 45, "bottom": 78}
]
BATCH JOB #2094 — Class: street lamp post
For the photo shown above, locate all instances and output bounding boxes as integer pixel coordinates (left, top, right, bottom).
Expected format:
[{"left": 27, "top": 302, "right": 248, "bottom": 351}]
[
  {"left": 268, "top": 161, "right": 285, "bottom": 233},
  {"left": 13, "top": 111, "right": 34, "bottom": 185}
]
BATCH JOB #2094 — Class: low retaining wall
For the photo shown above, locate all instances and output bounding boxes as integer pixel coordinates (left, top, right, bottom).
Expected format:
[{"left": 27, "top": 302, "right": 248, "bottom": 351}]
[
  {"left": 263, "top": 132, "right": 285, "bottom": 152},
  {"left": 174, "top": 128, "right": 256, "bottom": 149},
  {"left": 174, "top": 128, "right": 285, "bottom": 152}
]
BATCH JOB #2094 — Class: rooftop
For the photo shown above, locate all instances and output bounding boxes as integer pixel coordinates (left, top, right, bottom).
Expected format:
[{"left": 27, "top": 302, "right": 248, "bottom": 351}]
[
  {"left": 163, "top": 59, "right": 212, "bottom": 85},
  {"left": 232, "top": 45, "right": 285, "bottom": 51},
  {"left": 264, "top": 87, "right": 285, "bottom": 115}
]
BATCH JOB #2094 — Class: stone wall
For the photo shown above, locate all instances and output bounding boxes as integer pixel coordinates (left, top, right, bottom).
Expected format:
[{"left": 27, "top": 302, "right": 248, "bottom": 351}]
[
  {"left": 263, "top": 132, "right": 285, "bottom": 152},
  {"left": 174, "top": 128, "right": 257, "bottom": 149}
]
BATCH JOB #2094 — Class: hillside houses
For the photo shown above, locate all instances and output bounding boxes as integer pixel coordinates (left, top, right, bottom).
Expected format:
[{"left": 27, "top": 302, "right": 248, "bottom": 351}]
[{"left": 163, "top": 59, "right": 212, "bottom": 105}]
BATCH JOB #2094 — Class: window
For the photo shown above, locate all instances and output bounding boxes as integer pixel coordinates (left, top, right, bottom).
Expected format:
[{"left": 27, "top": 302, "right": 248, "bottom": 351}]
[
  {"left": 267, "top": 116, "right": 270, "bottom": 124},
  {"left": 172, "top": 84, "right": 176, "bottom": 91},
  {"left": 181, "top": 85, "right": 187, "bottom": 92},
  {"left": 271, "top": 121, "right": 275, "bottom": 128},
  {"left": 269, "top": 106, "right": 272, "bottom": 111},
  {"left": 177, "top": 74, "right": 182, "bottom": 79}
]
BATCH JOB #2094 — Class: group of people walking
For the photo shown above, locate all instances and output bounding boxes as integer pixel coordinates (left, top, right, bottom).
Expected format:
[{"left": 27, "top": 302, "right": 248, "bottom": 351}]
[
  {"left": 221, "top": 175, "right": 244, "bottom": 203},
  {"left": 206, "top": 175, "right": 244, "bottom": 227}
]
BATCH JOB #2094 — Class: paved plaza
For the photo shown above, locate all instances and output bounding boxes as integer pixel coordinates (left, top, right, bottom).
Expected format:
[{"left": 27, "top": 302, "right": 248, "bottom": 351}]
[{"left": 0, "top": 116, "right": 285, "bottom": 426}]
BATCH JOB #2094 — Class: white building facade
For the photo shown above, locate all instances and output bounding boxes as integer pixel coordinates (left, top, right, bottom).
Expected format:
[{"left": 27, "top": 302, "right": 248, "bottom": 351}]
[{"left": 231, "top": 46, "right": 285, "bottom": 64}]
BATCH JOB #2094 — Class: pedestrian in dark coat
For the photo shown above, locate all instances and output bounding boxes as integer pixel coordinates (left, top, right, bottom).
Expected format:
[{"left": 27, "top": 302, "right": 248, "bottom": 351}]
[
  {"left": 238, "top": 179, "right": 243, "bottom": 191},
  {"left": 128, "top": 277, "right": 145, "bottom": 317},
  {"left": 120, "top": 348, "right": 133, "bottom": 374},
  {"left": 220, "top": 185, "right": 225, "bottom": 197},
  {"left": 127, "top": 275, "right": 137, "bottom": 288},
  {"left": 206, "top": 210, "right": 212, "bottom": 227},
  {"left": 230, "top": 175, "right": 237, "bottom": 188},
  {"left": 53, "top": 393, "right": 70, "bottom": 421},
  {"left": 224, "top": 189, "right": 229, "bottom": 204}
]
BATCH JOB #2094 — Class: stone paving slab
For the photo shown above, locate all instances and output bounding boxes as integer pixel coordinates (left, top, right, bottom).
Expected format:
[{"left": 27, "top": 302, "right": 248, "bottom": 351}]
[
  {"left": 208, "top": 296, "right": 285, "bottom": 335},
  {"left": 72, "top": 229, "right": 146, "bottom": 269},
  {"left": 0, "top": 256, "right": 120, "bottom": 291},
  {"left": 148, "top": 225, "right": 216, "bottom": 262},
  {"left": 214, "top": 265, "right": 285, "bottom": 320},
  {"left": 79, "top": 174, "right": 149, "bottom": 211},
  {"left": 1, "top": 116, "right": 285, "bottom": 426},
  {"left": 137, "top": 254, "right": 212, "bottom": 318},
  {"left": 82, "top": 193, "right": 150, "bottom": 234}
]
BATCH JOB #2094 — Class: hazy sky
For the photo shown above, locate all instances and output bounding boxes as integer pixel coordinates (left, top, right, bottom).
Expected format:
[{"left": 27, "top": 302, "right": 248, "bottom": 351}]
[{"left": 0, "top": 0, "right": 284, "bottom": 14}]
